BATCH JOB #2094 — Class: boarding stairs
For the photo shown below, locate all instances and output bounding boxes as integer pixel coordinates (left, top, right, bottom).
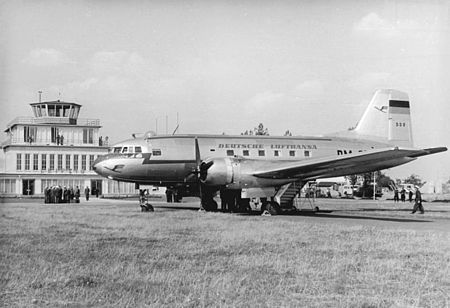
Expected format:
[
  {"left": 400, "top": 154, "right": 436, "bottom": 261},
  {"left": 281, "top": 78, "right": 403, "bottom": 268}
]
[{"left": 275, "top": 181, "right": 304, "bottom": 209}]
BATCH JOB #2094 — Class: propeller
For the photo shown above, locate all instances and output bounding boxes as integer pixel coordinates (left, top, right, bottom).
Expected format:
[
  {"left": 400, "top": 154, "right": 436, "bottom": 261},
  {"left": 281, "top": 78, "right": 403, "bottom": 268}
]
[{"left": 194, "top": 138, "right": 214, "bottom": 210}]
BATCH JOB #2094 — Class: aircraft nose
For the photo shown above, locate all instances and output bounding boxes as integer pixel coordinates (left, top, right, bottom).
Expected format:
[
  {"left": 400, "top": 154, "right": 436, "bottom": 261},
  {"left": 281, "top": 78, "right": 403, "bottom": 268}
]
[{"left": 93, "top": 155, "right": 108, "bottom": 173}]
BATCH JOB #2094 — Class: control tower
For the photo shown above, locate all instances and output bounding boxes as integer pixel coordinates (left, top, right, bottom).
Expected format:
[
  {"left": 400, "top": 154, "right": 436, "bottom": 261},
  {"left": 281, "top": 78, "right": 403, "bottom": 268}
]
[
  {"left": 4, "top": 100, "right": 103, "bottom": 147},
  {"left": 29, "top": 100, "right": 82, "bottom": 125},
  {"left": 0, "top": 99, "right": 109, "bottom": 196}
]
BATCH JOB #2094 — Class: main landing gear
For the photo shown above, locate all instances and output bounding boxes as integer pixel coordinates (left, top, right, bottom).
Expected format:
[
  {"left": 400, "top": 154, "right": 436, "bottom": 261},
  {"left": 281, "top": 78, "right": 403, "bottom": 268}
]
[
  {"left": 200, "top": 185, "right": 218, "bottom": 212},
  {"left": 261, "top": 199, "right": 281, "bottom": 216}
]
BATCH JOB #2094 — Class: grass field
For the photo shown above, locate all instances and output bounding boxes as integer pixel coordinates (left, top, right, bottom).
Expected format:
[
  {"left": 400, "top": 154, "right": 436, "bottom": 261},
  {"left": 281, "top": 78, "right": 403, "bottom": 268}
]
[{"left": 1, "top": 199, "right": 449, "bottom": 307}]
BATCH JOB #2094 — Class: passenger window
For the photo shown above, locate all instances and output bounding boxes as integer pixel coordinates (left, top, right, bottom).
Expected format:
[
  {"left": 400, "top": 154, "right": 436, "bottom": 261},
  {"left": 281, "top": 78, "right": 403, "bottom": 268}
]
[
  {"left": 135, "top": 146, "right": 142, "bottom": 153},
  {"left": 226, "top": 150, "right": 234, "bottom": 156},
  {"left": 122, "top": 147, "right": 128, "bottom": 153},
  {"left": 243, "top": 150, "right": 249, "bottom": 156},
  {"left": 258, "top": 150, "right": 265, "bottom": 157},
  {"left": 304, "top": 150, "right": 310, "bottom": 157},
  {"left": 289, "top": 150, "right": 296, "bottom": 157},
  {"left": 274, "top": 150, "right": 280, "bottom": 157},
  {"left": 152, "top": 149, "right": 162, "bottom": 156}
]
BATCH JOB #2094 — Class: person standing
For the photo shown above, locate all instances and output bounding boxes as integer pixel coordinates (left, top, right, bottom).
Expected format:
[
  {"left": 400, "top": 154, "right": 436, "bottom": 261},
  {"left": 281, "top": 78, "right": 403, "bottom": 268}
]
[
  {"left": 393, "top": 188, "right": 399, "bottom": 203},
  {"left": 165, "top": 188, "right": 173, "bottom": 203},
  {"left": 411, "top": 186, "right": 424, "bottom": 214},
  {"left": 400, "top": 188, "right": 406, "bottom": 202},
  {"left": 75, "top": 186, "right": 80, "bottom": 203},
  {"left": 85, "top": 186, "right": 90, "bottom": 201},
  {"left": 44, "top": 186, "right": 49, "bottom": 203},
  {"left": 408, "top": 189, "right": 413, "bottom": 202}
]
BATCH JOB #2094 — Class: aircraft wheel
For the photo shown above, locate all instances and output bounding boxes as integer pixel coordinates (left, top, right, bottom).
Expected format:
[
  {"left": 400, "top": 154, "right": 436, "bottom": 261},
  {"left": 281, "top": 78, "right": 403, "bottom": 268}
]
[
  {"left": 266, "top": 201, "right": 280, "bottom": 215},
  {"left": 201, "top": 198, "right": 217, "bottom": 212}
]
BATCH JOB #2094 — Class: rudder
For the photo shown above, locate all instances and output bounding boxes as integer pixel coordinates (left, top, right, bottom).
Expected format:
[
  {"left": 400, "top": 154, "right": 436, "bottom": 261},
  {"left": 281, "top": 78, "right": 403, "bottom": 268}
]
[{"left": 354, "top": 89, "right": 413, "bottom": 147}]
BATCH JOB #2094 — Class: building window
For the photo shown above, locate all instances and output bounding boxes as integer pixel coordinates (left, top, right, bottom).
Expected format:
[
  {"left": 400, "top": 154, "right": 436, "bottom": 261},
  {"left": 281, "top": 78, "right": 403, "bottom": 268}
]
[
  {"left": 274, "top": 150, "right": 280, "bottom": 157},
  {"left": 152, "top": 149, "right": 161, "bottom": 156},
  {"left": 0, "top": 179, "right": 16, "bottom": 194},
  {"left": 66, "top": 155, "right": 71, "bottom": 170},
  {"left": 243, "top": 150, "right": 249, "bottom": 156},
  {"left": 81, "top": 155, "right": 86, "bottom": 170},
  {"left": 135, "top": 146, "right": 142, "bottom": 153},
  {"left": 24, "top": 126, "right": 37, "bottom": 143},
  {"left": 25, "top": 154, "right": 30, "bottom": 170},
  {"left": 49, "top": 154, "right": 55, "bottom": 170},
  {"left": 304, "top": 150, "right": 310, "bottom": 157},
  {"left": 74, "top": 155, "right": 79, "bottom": 171},
  {"left": 57, "top": 154, "right": 63, "bottom": 170},
  {"left": 33, "top": 154, "right": 39, "bottom": 170},
  {"left": 83, "top": 129, "right": 93, "bottom": 144},
  {"left": 51, "top": 127, "right": 59, "bottom": 143},
  {"left": 41, "top": 154, "right": 47, "bottom": 170},
  {"left": 16, "top": 154, "right": 22, "bottom": 170},
  {"left": 226, "top": 150, "right": 234, "bottom": 156},
  {"left": 122, "top": 147, "right": 128, "bottom": 153},
  {"left": 289, "top": 150, "right": 296, "bottom": 157},
  {"left": 89, "top": 155, "right": 95, "bottom": 170},
  {"left": 258, "top": 150, "right": 265, "bottom": 157}
]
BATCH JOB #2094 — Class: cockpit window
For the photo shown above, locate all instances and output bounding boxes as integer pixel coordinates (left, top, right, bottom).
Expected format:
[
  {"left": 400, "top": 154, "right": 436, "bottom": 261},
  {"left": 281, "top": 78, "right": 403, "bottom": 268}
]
[
  {"left": 152, "top": 149, "right": 161, "bottom": 156},
  {"left": 113, "top": 147, "right": 121, "bottom": 153},
  {"left": 135, "top": 146, "right": 142, "bottom": 153},
  {"left": 122, "top": 147, "right": 128, "bottom": 153}
]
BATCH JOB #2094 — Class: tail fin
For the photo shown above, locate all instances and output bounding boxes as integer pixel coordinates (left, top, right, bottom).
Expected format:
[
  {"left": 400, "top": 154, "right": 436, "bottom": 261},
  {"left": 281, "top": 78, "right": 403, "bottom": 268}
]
[{"left": 354, "top": 89, "right": 413, "bottom": 147}]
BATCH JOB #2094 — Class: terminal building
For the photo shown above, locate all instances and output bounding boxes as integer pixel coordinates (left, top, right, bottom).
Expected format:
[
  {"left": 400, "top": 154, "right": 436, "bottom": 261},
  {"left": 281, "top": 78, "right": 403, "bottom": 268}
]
[{"left": 0, "top": 99, "right": 136, "bottom": 197}]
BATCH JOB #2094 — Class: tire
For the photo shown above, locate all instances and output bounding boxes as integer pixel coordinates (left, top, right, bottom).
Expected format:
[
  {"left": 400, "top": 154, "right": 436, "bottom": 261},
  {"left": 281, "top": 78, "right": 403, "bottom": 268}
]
[{"left": 266, "top": 201, "right": 280, "bottom": 215}]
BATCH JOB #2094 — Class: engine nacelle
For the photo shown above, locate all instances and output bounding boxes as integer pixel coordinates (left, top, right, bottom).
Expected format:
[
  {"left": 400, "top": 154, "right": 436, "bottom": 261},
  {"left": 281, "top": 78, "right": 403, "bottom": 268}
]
[
  {"left": 200, "top": 157, "right": 234, "bottom": 186},
  {"left": 200, "top": 157, "right": 293, "bottom": 189}
]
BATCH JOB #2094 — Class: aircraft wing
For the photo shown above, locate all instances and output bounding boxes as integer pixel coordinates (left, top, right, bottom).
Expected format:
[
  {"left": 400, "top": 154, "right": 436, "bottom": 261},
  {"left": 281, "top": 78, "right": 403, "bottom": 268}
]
[{"left": 253, "top": 147, "right": 447, "bottom": 180}]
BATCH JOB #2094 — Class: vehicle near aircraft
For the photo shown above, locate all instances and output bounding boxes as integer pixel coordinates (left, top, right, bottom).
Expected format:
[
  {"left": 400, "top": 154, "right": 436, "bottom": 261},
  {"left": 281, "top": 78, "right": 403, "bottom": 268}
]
[{"left": 93, "top": 89, "right": 447, "bottom": 214}]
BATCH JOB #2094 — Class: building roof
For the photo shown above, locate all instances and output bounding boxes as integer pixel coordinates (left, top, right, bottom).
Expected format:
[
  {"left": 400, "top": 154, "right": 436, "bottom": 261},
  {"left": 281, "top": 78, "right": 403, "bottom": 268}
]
[{"left": 29, "top": 100, "right": 82, "bottom": 107}]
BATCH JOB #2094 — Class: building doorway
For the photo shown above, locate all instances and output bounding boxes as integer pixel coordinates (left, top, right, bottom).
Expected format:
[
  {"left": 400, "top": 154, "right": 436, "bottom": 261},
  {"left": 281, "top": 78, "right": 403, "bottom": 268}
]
[
  {"left": 91, "top": 179, "right": 102, "bottom": 197},
  {"left": 22, "top": 179, "right": 35, "bottom": 195}
]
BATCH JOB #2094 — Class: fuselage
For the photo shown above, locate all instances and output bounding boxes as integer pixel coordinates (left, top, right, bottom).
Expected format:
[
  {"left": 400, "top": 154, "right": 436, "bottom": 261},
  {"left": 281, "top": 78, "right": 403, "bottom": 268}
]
[{"left": 93, "top": 134, "right": 412, "bottom": 187}]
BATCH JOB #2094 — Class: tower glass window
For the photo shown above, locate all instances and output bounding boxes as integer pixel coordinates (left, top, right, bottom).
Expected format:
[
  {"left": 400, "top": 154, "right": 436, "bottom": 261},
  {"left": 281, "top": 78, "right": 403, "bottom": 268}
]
[
  {"left": 58, "top": 154, "right": 63, "bottom": 170},
  {"left": 73, "top": 155, "right": 79, "bottom": 171},
  {"left": 89, "top": 155, "right": 95, "bottom": 170},
  {"left": 25, "top": 154, "right": 30, "bottom": 170},
  {"left": 33, "top": 154, "right": 39, "bottom": 170},
  {"left": 66, "top": 155, "right": 71, "bottom": 170},
  {"left": 83, "top": 129, "right": 94, "bottom": 144},
  {"left": 81, "top": 155, "right": 86, "bottom": 170},
  {"left": 49, "top": 154, "right": 55, "bottom": 170},
  {"left": 41, "top": 154, "right": 47, "bottom": 170},
  {"left": 16, "top": 154, "right": 22, "bottom": 170}
]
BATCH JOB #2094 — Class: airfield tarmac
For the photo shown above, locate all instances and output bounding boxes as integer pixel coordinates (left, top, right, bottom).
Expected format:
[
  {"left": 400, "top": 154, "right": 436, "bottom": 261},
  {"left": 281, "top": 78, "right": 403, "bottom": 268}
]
[{"left": 141, "top": 197, "right": 450, "bottom": 233}]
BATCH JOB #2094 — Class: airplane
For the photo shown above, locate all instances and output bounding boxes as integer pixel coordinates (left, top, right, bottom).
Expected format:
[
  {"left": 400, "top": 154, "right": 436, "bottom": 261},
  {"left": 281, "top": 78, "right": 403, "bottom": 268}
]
[{"left": 93, "top": 89, "right": 447, "bottom": 214}]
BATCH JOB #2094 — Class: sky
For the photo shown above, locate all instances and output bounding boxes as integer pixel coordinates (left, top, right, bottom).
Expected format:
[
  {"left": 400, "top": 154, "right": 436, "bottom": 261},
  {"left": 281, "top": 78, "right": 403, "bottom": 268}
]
[{"left": 1, "top": 0, "right": 449, "bottom": 183}]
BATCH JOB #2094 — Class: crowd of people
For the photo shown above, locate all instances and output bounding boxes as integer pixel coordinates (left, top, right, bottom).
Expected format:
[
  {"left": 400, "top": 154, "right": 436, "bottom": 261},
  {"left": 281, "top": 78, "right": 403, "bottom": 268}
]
[{"left": 44, "top": 186, "right": 96, "bottom": 203}]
